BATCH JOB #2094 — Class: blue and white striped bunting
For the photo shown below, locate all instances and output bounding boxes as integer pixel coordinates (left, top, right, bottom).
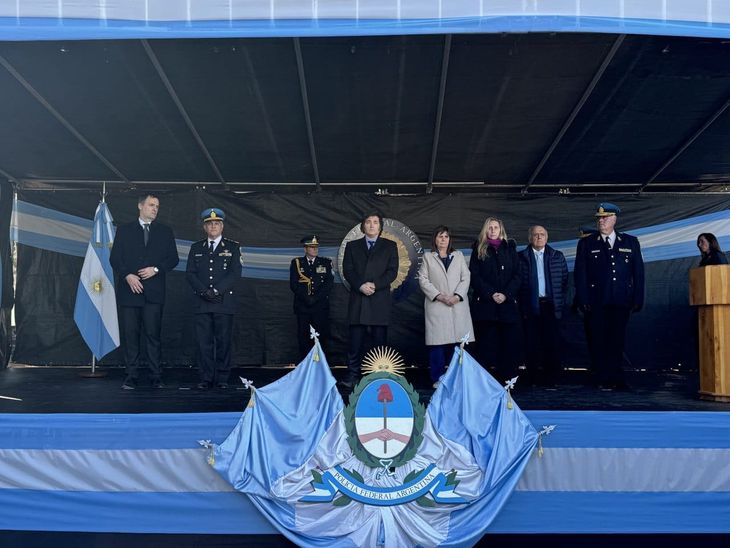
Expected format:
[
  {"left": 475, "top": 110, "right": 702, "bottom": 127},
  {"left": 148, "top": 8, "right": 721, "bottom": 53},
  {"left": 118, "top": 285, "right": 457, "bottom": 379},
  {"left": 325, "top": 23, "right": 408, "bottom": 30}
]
[
  {"left": 11, "top": 200, "right": 730, "bottom": 281},
  {"left": 0, "top": 410, "right": 728, "bottom": 534}
]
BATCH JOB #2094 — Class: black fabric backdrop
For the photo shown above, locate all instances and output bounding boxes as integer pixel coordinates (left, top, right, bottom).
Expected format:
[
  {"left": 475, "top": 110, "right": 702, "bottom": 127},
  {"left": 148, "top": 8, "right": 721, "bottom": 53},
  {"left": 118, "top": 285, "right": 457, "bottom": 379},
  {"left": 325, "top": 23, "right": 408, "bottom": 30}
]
[
  {"left": 13, "top": 188, "right": 730, "bottom": 372},
  {"left": 0, "top": 181, "right": 13, "bottom": 368}
]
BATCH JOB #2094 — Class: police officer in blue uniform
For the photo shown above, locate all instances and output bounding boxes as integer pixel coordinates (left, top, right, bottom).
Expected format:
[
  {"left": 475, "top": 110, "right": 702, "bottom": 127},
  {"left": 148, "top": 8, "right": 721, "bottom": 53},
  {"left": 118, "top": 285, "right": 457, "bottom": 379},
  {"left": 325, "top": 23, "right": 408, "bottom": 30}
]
[
  {"left": 185, "top": 208, "right": 242, "bottom": 389},
  {"left": 289, "top": 235, "right": 333, "bottom": 361},
  {"left": 574, "top": 203, "right": 644, "bottom": 390}
]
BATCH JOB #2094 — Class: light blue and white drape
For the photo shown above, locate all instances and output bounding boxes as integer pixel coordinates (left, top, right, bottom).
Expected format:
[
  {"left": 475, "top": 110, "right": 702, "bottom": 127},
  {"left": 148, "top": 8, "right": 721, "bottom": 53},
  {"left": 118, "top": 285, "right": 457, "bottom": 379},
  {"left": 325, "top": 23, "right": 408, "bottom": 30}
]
[{"left": 212, "top": 346, "right": 537, "bottom": 546}]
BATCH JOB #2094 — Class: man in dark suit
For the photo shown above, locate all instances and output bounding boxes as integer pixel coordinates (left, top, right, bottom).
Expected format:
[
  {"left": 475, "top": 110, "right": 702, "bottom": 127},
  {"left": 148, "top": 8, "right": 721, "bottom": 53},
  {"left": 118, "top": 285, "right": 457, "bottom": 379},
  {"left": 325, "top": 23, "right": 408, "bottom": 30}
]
[
  {"left": 289, "top": 235, "right": 333, "bottom": 361},
  {"left": 342, "top": 213, "right": 399, "bottom": 388},
  {"left": 518, "top": 225, "right": 568, "bottom": 387},
  {"left": 110, "top": 194, "right": 179, "bottom": 390},
  {"left": 574, "top": 203, "right": 645, "bottom": 390},
  {"left": 186, "top": 208, "right": 242, "bottom": 390}
]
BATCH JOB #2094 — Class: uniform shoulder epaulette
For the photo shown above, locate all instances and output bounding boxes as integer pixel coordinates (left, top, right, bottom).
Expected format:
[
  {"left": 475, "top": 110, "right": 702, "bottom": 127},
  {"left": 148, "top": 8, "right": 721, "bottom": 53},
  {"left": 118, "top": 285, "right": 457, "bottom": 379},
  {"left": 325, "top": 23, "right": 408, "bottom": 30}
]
[
  {"left": 224, "top": 238, "right": 240, "bottom": 245},
  {"left": 195, "top": 238, "right": 207, "bottom": 244}
]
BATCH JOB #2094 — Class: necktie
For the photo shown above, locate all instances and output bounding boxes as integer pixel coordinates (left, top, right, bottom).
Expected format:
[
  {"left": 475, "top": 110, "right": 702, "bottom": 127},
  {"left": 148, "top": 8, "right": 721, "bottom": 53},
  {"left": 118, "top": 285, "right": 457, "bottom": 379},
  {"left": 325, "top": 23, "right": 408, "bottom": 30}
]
[
  {"left": 143, "top": 223, "right": 150, "bottom": 246},
  {"left": 605, "top": 236, "right": 611, "bottom": 249},
  {"left": 368, "top": 241, "right": 374, "bottom": 250},
  {"left": 209, "top": 241, "right": 215, "bottom": 253}
]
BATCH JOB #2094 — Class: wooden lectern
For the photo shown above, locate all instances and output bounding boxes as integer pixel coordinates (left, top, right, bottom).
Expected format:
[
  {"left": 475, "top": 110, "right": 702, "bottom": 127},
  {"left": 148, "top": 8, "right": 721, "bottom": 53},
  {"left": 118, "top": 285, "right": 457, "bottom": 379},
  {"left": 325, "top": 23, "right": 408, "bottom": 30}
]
[{"left": 689, "top": 265, "right": 730, "bottom": 402}]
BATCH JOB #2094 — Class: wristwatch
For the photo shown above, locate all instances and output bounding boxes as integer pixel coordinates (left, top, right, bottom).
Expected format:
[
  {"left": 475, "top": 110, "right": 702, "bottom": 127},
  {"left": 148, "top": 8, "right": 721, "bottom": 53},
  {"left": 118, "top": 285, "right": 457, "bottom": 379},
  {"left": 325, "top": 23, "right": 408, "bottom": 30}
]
[{"left": 153, "top": 267, "right": 159, "bottom": 273}]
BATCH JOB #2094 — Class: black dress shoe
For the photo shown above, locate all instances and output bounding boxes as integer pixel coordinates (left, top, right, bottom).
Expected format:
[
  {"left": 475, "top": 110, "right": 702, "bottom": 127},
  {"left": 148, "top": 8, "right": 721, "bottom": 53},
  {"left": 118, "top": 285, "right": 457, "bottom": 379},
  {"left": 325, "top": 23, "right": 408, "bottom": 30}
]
[
  {"left": 216, "top": 382, "right": 229, "bottom": 389},
  {"left": 121, "top": 377, "right": 137, "bottom": 390},
  {"left": 197, "top": 381, "right": 212, "bottom": 390},
  {"left": 151, "top": 379, "right": 166, "bottom": 389}
]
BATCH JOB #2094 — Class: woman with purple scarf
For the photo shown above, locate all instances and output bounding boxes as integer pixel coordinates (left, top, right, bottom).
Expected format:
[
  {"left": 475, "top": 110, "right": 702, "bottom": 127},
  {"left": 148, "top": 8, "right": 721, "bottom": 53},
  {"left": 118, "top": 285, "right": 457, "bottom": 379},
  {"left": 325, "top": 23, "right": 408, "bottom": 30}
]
[{"left": 468, "top": 217, "right": 522, "bottom": 380}]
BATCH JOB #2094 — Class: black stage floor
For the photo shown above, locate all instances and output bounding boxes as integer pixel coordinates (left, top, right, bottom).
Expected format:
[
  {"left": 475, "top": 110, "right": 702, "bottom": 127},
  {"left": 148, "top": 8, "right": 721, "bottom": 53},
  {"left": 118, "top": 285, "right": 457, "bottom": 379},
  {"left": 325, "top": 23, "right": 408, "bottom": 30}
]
[
  {"left": 3, "top": 531, "right": 730, "bottom": 548},
  {"left": 1, "top": 364, "right": 728, "bottom": 413}
]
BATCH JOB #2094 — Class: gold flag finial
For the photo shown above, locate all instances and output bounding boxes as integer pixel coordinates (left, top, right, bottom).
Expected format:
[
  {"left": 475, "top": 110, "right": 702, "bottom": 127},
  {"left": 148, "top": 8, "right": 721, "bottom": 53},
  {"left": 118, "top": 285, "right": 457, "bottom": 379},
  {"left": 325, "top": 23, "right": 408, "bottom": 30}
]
[
  {"left": 309, "top": 325, "right": 320, "bottom": 361},
  {"left": 458, "top": 332, "right": 471, "bottom": 364},
  {"left": 504, "top": 376, "right": 518, "bottom": 410},
  {"left": 537, "top": 425, "right": 556, "bottom": 458}
]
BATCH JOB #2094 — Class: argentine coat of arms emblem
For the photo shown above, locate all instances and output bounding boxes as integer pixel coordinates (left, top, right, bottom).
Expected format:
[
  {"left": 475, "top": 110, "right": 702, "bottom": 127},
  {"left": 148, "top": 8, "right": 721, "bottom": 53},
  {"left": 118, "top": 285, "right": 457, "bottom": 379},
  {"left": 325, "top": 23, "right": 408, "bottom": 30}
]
[{"left": 301, "top": 347, "right": 464, "bottom": 507}]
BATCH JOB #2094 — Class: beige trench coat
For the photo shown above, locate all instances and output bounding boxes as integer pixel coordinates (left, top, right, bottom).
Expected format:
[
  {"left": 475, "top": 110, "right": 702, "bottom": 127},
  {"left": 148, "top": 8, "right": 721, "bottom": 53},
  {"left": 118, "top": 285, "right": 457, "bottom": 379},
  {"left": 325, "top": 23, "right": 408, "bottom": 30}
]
[{"left": 418, "top": 251, "right": 475, "bottom": 346}]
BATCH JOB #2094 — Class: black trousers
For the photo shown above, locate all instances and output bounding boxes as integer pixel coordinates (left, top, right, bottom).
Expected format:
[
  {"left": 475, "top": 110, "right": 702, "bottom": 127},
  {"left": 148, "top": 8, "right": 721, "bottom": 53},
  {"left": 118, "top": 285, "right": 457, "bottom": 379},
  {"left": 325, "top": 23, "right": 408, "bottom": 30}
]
[
  {"left": 120, "top": 303, "right": 163, "bottom": 380},
  {"left": 523, "top": 299, "right": 562, "bottom": 384},
  {"left": 296, "top": 308, "right": 330, "bottom": 362},
  {"left": 585, "top": 304, "right": 631, "bottom": 385},
  {"left": 346, "top": 324, "right": 387, "bottom": 382},
  {"left": 474, "top": 319, "right": 522, "bottom": 381},
  {"left": 194, "top": 312, "right": 233, "bottom": 383}
]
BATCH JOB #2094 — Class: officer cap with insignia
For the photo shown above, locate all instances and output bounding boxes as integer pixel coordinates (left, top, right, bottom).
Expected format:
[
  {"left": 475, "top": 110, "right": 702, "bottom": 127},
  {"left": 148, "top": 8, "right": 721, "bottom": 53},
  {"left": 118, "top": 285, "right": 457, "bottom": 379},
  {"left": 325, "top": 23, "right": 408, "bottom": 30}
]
[
  {"left": 201, "top": 208, "right": 225, "bottom": 223},
  {"left": 300, "top": 235, "right": 319, "bottom": 247},
  {"left": 594, "top": 202, "right": 621, "bottom": 217}
]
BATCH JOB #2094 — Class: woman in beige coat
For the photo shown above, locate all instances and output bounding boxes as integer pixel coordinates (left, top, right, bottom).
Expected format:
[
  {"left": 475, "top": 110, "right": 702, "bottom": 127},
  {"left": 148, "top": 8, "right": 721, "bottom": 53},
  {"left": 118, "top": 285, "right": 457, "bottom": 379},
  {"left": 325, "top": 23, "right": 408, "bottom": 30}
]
[{"left": 418, "top": 225, "right": 475, "bottom": 386}]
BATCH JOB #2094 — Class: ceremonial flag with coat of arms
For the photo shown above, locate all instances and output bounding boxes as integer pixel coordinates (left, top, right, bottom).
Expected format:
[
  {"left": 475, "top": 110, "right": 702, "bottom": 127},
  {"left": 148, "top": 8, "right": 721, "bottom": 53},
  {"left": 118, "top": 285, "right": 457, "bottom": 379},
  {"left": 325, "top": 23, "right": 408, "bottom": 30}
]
[
  {"left": 210, "top": 341, "right": 538, "bottom": 547},
  {"left": 73, "top": 201, "right": 119, "bottom": 360}
]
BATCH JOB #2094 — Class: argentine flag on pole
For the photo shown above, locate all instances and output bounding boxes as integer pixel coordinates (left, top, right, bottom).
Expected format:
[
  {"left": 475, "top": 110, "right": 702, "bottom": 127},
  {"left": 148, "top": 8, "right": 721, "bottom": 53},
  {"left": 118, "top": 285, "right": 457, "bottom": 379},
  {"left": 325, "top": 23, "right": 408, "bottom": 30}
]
[{"left": 73, "top": 201, "right": 119, "bottom": 360}]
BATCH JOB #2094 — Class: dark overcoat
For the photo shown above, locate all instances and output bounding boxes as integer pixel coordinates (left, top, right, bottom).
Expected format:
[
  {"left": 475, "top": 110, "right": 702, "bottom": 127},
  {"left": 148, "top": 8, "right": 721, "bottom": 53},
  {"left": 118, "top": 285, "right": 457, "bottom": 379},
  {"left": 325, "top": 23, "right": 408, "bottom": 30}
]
[
  {"left": 343, "top": 237, "right": 398, "bottom": 326},
  {"left": 110, "top": 221, "right": 179, "bottom": 306},
  {"left": 468, "top": 239, "right": 521, "bottom": 323},
  {"left": 699, "top": 250, "right": 729, "bottom": 266}
]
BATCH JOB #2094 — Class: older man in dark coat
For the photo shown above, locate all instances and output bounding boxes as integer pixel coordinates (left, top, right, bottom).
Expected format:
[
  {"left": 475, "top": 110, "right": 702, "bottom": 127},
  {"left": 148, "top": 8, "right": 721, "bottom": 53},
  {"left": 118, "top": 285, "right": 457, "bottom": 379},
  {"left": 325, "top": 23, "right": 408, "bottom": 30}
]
[
  {"left": 110, "top": 193, "right": 179, "bottom": 390},
  {"left": 518, "top": 225, "right": 568, "bottom": 387},
  {"left": 574, "top": 203, "right": 644, "bottom": 390},
  {"left": 342, "top": 213, "right": 398, "bottom": 388}
]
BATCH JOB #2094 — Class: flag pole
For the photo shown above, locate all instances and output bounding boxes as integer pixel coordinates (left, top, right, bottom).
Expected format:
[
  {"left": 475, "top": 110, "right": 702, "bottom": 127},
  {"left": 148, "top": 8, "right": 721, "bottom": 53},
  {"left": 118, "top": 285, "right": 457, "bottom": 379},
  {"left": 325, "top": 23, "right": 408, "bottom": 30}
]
[
  {"left": 80, "top": 181, "right": 109, "bottom": 379},
  {"left": 81, "top": 353, "right": 107, "bottom": 378}
]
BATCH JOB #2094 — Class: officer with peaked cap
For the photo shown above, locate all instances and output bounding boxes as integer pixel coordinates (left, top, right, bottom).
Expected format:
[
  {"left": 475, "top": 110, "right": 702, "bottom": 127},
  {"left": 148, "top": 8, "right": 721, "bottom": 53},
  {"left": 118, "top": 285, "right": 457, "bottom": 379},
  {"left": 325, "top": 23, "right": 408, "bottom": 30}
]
[
  {"left": 185, "top": 208, "right": 242, "bottom": 389},
  {"left": 289, "top": 235, "right": 333, "bottom": 361},
  {"left": 574, "top": 203, "right": 644, "bottom": 390}
]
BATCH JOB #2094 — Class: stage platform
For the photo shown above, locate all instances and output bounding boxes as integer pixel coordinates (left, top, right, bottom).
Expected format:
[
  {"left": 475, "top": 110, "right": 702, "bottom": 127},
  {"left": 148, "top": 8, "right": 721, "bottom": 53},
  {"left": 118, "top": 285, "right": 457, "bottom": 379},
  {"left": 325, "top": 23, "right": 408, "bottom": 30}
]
[
  {"left": 1, "top": 364, "right": 729, "bottom": 413},
  {"left": 2, "top": 364, "right": 729, "bottom": 548}
]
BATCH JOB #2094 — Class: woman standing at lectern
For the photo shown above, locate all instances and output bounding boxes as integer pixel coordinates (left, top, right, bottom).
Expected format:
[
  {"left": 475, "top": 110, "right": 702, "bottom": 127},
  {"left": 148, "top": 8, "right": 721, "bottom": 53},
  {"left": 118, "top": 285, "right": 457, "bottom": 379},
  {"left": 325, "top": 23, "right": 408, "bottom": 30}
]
[{"left": 697, "top": 233, "right": 728, "bottom": 266}]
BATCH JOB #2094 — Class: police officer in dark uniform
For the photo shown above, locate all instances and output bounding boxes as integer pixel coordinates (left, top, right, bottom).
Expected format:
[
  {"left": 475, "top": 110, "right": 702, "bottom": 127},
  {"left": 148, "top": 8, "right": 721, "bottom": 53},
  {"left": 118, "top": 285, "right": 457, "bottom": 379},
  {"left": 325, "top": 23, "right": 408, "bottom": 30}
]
[
  {"left": 185, "top": 208, "right": 242, "bottom": 389},
  {"left": 574, "top": 203, "right": 644, "bottom": 390},
  {"left": 289, "top": 235, "right": 333, "bottom": 361}
]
